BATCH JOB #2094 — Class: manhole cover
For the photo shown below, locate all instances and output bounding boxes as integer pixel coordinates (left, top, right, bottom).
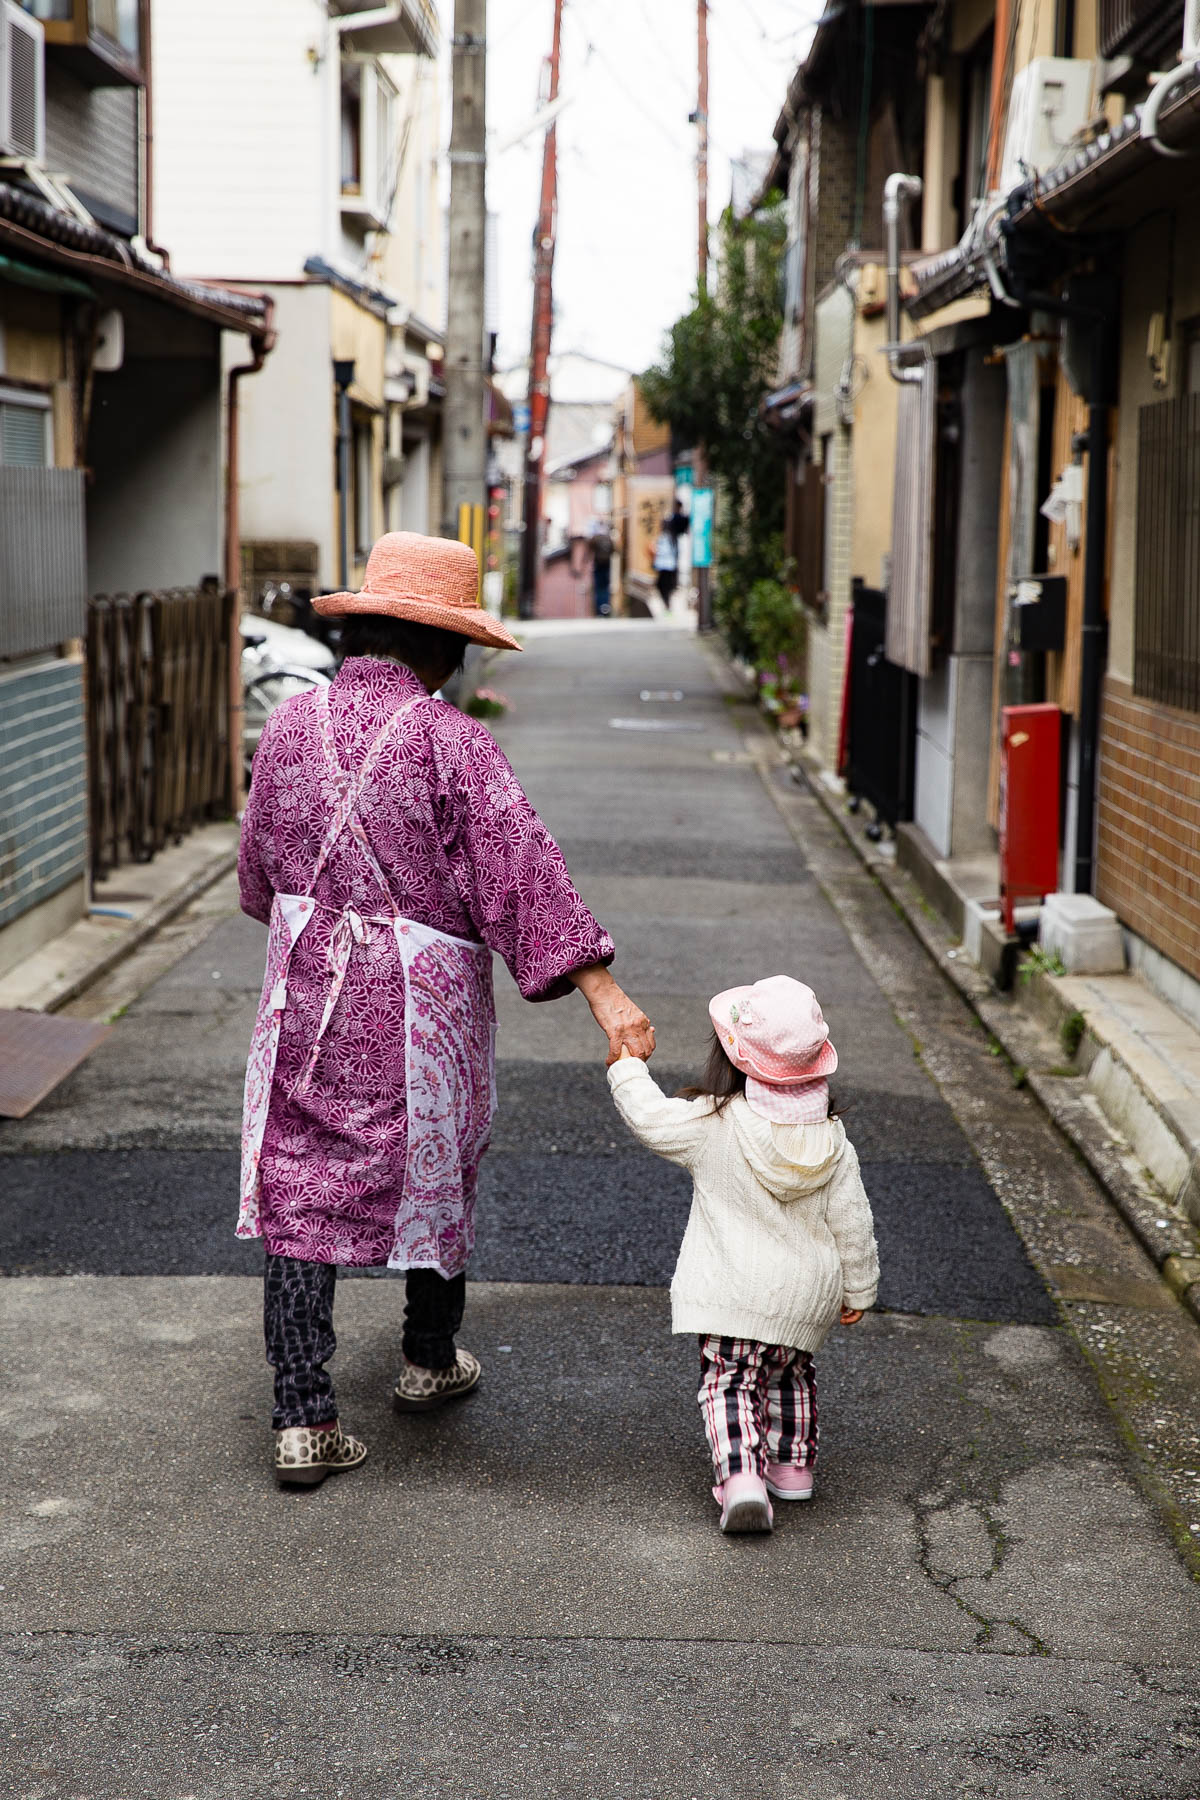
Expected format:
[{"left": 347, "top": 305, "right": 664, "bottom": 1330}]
[
  {"left": 609, "top": 718, "right": 706, "bottom": 732},
  {"left": 0, "top": 1009, "right": 111, "bottom": 1118}
]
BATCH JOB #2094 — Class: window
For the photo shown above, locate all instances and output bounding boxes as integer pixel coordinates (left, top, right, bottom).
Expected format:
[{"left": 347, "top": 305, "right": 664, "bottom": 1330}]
[
  {"left": 1134, "top": 394, "right": 1200, "bottom": 713},
  {"left": 955, "top": 30, "right": 994, "bottom": 238},
  {"left": 0, "top": 387, "right": 50, "bottom": 465},
  {"left": 340, "top": 57, "right": 396, "bottom": 228},
  {"left": 19, "top": 0, "right": 141, "bottom": 83}
]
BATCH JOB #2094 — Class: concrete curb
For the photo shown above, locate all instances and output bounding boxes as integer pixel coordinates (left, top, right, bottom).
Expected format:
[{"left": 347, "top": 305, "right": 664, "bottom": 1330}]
[
  {"left": 789, "top": 752, "right": 1200, "bottom": 1333},
  {"left": 36, "top": 846, "right": 238, "bottom": 1016}
]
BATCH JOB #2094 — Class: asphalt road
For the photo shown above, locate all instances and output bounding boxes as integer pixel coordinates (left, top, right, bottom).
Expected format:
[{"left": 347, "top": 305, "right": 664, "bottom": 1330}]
[{"left": 2, "top": 619, "right": 1198, "bottom": 1800}]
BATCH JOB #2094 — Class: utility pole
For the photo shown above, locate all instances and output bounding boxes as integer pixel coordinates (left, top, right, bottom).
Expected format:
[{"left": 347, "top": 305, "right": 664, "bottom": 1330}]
[
  {"left": 696, "top": 0, "right": 709, "bottom": 299},
  {"left": 518, "top": 0, "right": 563, "bottom": 619},
  {"left": 694, "top": 0, "right": 713, "bottom": 628},
  {"left": 442, "top": 0, "right": 488, "bottom": 540}
]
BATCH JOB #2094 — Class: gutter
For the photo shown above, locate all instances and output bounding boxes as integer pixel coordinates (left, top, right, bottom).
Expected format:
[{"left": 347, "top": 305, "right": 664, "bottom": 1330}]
[{"left": 224, "top": 292, "right": 278, "bottom": 818}]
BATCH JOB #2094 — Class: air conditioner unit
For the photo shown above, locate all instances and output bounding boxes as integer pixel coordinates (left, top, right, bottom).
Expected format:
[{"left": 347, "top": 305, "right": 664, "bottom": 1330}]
[
  {"left": 0, "top": 0, "right": 44, "bottom": 164},
  {"left": 1000, "top": 57, "right": 1093, "bottom": 194}
]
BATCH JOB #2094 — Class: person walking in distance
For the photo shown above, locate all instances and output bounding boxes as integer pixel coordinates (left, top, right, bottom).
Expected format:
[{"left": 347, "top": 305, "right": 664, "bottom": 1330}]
[
  {"left": 238, "top": 532, "right": 654, "bottom": 1488},
  {"left": 607, "top": 975, "right": 879, "bottom": 1533},
  {"left": 588, "top": 518, "right": 613, "bottom": 617},
  {"left": 652, "top": 499, "right": 688, "bottom": 607}
]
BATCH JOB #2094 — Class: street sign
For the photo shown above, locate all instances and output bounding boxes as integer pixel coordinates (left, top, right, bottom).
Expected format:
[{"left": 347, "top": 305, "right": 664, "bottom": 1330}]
[
  {"left": 513, "top": 404, "right": 532, "bottom": 434},
  {"left": 691, "top": 486, "right": 714, "bottom": 567},
  {"left": 674, "top": 463, "right": 693, "bottom": 488}
]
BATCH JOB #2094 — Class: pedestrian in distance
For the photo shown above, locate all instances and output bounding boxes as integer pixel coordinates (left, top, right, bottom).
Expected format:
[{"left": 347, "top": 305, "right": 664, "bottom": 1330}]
[
  {"left": 588, "top": 518, "right": 613, "bottom": 617},
  {"left": 607, "top": 975, "right": 879, "bottom": 1534},
  {"left": 652, "top": 498, "right": 688, "bottom": 607},
  {"left": 238, "top": 531, "right": 655, "bottom": 1489}
]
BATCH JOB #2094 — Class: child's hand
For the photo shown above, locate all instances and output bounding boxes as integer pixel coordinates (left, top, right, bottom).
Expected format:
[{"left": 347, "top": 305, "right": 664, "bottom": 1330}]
[
  {"left": 618, "top": 1044, "right": 635, "bottom": 1060},
  {"left": 840, "top": 1306, "right": 864, "bottom": 1326}
]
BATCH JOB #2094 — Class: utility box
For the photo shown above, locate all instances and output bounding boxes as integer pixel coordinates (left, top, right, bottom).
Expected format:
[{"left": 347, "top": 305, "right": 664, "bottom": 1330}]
[
  {"left": 1000, "top": 703, "right": 1061, "bottom": 934},
  {"left": 1013, "top": 575, "right": 1067, "bottom": 652}
]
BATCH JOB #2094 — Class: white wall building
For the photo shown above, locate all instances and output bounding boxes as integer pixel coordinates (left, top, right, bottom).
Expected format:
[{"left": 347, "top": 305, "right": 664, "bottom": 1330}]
[{"left": 151, "top": 0, "right": 444, "bottom": 599}]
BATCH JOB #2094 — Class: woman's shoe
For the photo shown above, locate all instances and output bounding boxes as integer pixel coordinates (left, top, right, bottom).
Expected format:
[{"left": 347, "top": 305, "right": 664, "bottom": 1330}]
[
  {"left": 715, "top": 1472, "right": 774, "bottom": 1534},
  {"left": 765, "top": 1463, "right": 815, "bottom": 1501},
  {"left": 392, "top": 1347, "right": 481, "bottom": 1412},
  {"left": 273, "top": 1423, "right": 367, "bottom": 1489}
]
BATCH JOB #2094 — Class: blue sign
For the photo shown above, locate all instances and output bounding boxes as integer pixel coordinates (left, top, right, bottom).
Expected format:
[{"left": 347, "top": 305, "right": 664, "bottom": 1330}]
[
  {"left": 513, "top": 404, "right": 532, "bottom": 435},
  {"left": 691, "top": 487, "right": 714, "bottom": 568}
]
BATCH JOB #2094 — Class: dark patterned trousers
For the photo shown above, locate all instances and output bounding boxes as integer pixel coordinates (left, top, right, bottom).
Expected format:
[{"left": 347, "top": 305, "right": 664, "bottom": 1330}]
[
  {"left": 264, "top": 1253, "right": 467, "bottom": 1430},
  {"left": 697, "top": 1335, "right": 819, "bottom": 1485}
]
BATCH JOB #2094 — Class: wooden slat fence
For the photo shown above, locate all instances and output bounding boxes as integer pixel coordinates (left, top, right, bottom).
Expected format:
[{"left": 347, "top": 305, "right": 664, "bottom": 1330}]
[{"left": 87, "top": 587, "right": 235, "bottom": 879}]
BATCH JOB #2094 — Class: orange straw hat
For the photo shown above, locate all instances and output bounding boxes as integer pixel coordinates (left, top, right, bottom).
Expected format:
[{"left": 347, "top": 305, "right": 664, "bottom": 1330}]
[{"left": 313, "top": 531, "right": 523, "bottom": 653}]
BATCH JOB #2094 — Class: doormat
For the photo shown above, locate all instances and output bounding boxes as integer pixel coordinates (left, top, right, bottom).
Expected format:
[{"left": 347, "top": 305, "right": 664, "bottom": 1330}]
[{"left": 0, "top": 1010, "right": 111, "bottom": 1119}]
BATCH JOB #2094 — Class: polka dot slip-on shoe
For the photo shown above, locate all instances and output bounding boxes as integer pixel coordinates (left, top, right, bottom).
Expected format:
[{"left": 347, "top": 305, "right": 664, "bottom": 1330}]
[
  {"left": 392, "top": 1348, "right": 482, "bottom": 1413},
  {"left": 273, "top": 1423, "right": 368, "bottom": 1489}
]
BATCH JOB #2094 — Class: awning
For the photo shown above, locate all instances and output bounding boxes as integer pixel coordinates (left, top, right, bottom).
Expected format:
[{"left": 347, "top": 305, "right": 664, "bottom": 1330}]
[
  {"left": 762, "top": 379, "right": 815, "bottom": 433},
  {"left": 336, "top": 0, "right": 438, "bottom": 56},
  {"left": 0, "top": 181, "right": 271, "bottom": 341},
  {"left": 0, "top": 253, "right": 92, "bottom": 298}
]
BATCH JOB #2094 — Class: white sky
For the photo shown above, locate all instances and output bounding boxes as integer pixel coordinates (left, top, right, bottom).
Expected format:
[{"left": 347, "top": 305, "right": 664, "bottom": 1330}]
[{"left": 449, "top": 0, "right": 824, "bottom": 378}]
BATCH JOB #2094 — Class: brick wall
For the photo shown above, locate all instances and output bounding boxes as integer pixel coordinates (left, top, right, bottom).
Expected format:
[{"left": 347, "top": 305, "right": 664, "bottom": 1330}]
[
  {"left": 0, "top": 658, "right": 87, "bottom": 931},
  {"left": 809, "top": 107, "right": 856, "bottom": 300},
  {"left": 1096, "top": 677, "right": 1200, "bottom": 981}
]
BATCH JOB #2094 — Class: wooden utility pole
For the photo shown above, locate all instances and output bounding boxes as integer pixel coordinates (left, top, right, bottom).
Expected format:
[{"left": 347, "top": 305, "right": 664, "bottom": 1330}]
[
  {"left": 442, "top": 0, "right": 488, "bottom": 539},
  {"left": 694, "top": 0, "right": 712, "bottom": 627},
  {"left": 518, "top": 0, "right": 563, "bottom": 619},
  {"left": 696, "top": 0, "right": 709, "bottom": 298}
]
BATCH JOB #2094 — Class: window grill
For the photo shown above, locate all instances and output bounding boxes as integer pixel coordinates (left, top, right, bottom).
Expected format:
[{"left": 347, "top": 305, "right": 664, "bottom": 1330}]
[
  {"left": 1134, "top": 394, "right": 1200, "bottom": 714},
  {"left": 1099, "top": 0, "right": 1183, "bottom": 65}
]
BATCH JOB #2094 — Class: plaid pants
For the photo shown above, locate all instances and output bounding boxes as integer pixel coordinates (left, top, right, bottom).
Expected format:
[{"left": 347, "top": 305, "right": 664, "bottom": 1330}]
[{"left": 697, "top": 1335, "right": 819, "bottom": 1485}]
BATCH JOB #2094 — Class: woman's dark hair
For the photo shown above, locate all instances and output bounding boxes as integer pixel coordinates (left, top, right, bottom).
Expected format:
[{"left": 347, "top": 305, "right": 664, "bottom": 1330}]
[
  {"left": 339, "top": 615, "right": 467, "bottom": 684},
  {"left": 677, "top": 1027, "right": 843, "bottom": 1119}
]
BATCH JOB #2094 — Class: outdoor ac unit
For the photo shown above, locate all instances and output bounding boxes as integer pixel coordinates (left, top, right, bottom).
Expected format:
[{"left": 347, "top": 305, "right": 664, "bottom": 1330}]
[
  {"left": 1000, "top": 57, "right": 1093, "bottom": 193},
  {"left": 0, "top": 0, "right": 44, "bottom": 164}
]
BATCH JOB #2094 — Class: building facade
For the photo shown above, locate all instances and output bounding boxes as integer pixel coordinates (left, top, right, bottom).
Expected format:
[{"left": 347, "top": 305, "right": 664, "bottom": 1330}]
[
  {"left": 150, "top": 0, "right": 443, "bottom": 605},
  {"left": 0, "top": 0, "right": 269, "bottom": 976}
]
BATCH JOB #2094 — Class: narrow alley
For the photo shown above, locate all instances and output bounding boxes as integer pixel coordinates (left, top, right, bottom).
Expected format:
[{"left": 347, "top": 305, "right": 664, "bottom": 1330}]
[{"left": 2, "top": 621, "right": 1197, "bottom": 1800}]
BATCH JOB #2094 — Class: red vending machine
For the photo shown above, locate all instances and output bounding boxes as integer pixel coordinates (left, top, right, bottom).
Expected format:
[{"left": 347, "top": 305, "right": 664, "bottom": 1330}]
[{"left": 999, "top": 703, "right": 1061, "bottom": 934}]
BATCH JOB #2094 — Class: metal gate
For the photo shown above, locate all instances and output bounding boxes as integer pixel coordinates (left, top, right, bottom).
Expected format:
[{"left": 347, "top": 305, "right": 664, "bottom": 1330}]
[
  {"left": 844, "top": 579, "right": 917, "bottom": 830},
  {"left": 87, "top": 587, "right": 235, "bottom": 879}
]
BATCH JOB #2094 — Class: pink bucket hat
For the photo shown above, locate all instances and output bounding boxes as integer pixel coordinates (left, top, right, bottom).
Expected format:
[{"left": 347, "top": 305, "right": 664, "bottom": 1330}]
[
  {"left": 708, "top": 975, "right": 838, "bottom": 1085},
  {"left": 313, "top": 531, "right": 523, "bottom": 654}
]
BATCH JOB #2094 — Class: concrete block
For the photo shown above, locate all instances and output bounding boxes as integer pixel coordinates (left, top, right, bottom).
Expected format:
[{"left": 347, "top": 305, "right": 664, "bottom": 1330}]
[
  {"left": 964, "top": 897, "right": 1002, "bottom": 966},
  {"left": 1039, "top": 893, "right": 1126, "bottom": 975}
]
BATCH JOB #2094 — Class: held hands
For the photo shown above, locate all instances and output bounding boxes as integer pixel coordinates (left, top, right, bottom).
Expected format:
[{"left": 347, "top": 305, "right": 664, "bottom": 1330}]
[
  {"left": 840, "top": 1306, "right": 864, "bottom": 1326},
  {"left": 569, "top": 964, "right": 656, "bottom": 1065}
]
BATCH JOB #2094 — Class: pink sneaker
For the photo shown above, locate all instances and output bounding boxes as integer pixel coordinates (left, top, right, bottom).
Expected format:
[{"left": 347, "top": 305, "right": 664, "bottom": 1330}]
[
  {"left": 765, "top": 1463, "right": 814, "bottom": 1501},
  {"left": 714, "top": 1472, "right": 774, "bottom": 1534}
]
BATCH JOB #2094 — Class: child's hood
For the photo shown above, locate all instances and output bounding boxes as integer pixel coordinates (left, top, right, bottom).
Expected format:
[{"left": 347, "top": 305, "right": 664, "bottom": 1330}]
[{"left": 729, "top": 1099, "right": 849, "bottom": 1200}]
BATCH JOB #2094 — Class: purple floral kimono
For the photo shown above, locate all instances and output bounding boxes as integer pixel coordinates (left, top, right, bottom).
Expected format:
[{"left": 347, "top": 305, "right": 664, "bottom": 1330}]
[{"left": 237, "top": 656, "right": 613, "bottom": 1274}]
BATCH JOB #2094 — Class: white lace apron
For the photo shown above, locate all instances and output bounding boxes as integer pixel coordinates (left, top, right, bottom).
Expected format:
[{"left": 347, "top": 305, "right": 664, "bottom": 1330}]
[{"left": 238, "top": 687, "right": 497, "bottom": 1274}]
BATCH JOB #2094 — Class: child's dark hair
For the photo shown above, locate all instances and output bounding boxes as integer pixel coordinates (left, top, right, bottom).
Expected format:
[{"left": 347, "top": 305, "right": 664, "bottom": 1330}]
[{"left": 677, "top": 1028, "right": 843, "bottom": 1119}]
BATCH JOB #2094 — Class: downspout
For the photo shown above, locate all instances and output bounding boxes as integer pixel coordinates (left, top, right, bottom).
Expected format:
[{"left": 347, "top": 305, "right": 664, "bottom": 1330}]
[
  {"left": 334, "top": 359, "right": 356, "bottom": 592},
  {"left": 883, "top": 172, "right": 924, "bottom": 384},
  {"left": 225, "top": 296, "right": 277, "bottom": 814},
  {"left": 137, "top": 0, "right": 171, "bottom": 267}
]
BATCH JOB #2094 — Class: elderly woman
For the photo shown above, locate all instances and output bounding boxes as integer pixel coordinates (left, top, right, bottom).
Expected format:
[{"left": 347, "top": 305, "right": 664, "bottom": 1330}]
[{"left": 238, "top": 532, "right": 653, "bottom": 1487}]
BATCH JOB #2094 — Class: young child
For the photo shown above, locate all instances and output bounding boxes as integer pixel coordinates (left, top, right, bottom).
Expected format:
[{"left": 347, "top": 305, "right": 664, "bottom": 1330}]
[{"left": 608, "top": 974, "right": 879, "bottom": 1535}]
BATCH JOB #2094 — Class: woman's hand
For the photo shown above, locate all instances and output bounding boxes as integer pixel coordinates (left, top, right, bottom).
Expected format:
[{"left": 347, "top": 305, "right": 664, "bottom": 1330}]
[
  {"left": 569, "top": 964, "right": 656, "bottom": 1065},
  {"left": 840, "top": 1306, "right": 864, "bottom": 1326}
]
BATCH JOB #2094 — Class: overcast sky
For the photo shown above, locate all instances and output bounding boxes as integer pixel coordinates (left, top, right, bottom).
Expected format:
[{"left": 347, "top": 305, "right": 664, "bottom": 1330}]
[{"left": 465, "top": 0, "right": 824, "bottom": 379}]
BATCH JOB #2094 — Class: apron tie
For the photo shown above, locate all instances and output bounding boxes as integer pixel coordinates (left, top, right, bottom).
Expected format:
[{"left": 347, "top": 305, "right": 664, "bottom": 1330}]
[{"left": 293, "top": 905, "right": 388, "bottom": 1096}]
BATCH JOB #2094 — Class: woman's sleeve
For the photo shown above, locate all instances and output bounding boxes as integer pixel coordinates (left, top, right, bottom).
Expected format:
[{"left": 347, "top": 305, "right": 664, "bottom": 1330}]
[
  {"left": 430, "top": 707, "right": 614, "bottom": 1001},
  {"left": 607, "top": 1058, "right": 710, "bottom": 1170},
  {"left": 237, "top": 726, "right": 276, "bottom": 926}
]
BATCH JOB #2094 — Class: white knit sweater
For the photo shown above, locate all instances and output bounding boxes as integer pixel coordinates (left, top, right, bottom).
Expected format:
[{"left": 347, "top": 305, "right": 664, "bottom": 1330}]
[{"left": 608, "top": 1058, "right": 880, "bottom": 1352}]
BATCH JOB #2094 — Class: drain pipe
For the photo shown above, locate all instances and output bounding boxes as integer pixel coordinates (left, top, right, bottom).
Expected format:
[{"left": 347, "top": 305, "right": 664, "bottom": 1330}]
[
  {"left": 225, "top": 296, "right": 277, "bottom": 813},
  {"left": 884, "top": 173, "right": 924, "bottom": 383},
  {"left": 1142, "top": 0, "right": 1200, "bottom": 156},
  {"left": 334, "top": 359, "right": 356, "bottom": 592}
]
